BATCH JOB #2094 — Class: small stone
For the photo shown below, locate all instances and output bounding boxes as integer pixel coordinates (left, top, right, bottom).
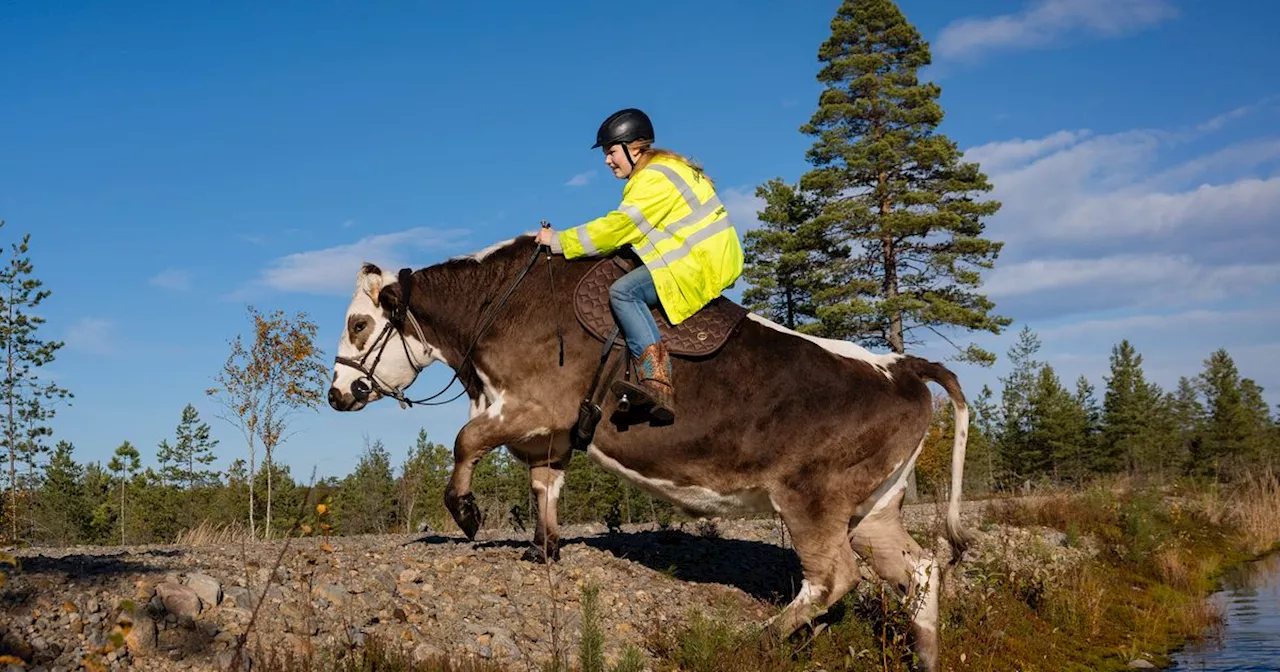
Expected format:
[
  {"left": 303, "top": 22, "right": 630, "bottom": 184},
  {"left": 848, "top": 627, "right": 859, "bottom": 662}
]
[
  {"left": 412, "top": 643, "right": 445, "bottom": 664},
  {"left": 222, "top": 587, "right": 255, "bottom": 611},
  {"left": 215, "top": 648, "right": 251, "bottom": 672},
  {"left": 184, "top": 574, "right": 222, "bottom": 609},
  {"left": 155, "top": 583, "right": 201, "bottom": 618},
  {"left": 1128, "top": 661, "right": 1156, "bottom": 669}
]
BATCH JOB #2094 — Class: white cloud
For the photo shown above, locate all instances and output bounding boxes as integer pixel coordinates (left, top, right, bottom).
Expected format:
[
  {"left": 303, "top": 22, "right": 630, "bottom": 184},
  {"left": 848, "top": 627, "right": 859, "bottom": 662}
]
[
  {"left": 236, "top": 227, "right": 472, "bottom": 298},
  {"left": 970, "top": 106, "right": 1280, "bottom": 259},
  {"left": 1039, "top": 308, "right": 1280, "bottom": 341},
  {"left": 985, "top": 254, "right": 1280, "bottom": 306},
  {"left": 148, "top": 268, "right": 191, "bottom": 291},
  {"left": 64, "top": 317, "right": 118, "bottom": 355},
  {"left": 936, "top": 0, "right": 1178, "bottom": 62},
  {"left": 721, "top": 186, "right": 765, "bottom": 231},
  {"left": 962, "top": 102, "right": 1280, "bottom": 321},
  {"left": 565, "top": 171, "right": 595, "bottom": 187}
]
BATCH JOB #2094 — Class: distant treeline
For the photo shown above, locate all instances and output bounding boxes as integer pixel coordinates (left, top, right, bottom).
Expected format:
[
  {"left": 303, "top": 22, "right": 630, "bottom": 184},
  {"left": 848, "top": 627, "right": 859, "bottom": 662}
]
[{"left": 6, "top": 329, "right": 1277, "bottom": 549}]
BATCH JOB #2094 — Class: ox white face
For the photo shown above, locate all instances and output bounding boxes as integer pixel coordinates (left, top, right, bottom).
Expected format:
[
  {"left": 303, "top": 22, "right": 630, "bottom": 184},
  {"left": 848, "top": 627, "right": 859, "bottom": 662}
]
[{"left": 328, "top": 263, "right": 439, "bottom": 412}]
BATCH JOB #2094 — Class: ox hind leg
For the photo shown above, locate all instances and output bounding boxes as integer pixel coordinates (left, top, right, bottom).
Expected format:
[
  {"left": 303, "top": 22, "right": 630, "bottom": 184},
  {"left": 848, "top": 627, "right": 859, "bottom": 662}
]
[
  {"left": 506, "top": 432, "right": 572, "bottom": 564},
  {"left": 524, "top": 461, "right": 567, "bottom": 563},
  {"left": 765, "top": 504, "right": 863, "bottom": 640},
  {"left": 850, "top": 488, "right": 943, "bottom": 672}
]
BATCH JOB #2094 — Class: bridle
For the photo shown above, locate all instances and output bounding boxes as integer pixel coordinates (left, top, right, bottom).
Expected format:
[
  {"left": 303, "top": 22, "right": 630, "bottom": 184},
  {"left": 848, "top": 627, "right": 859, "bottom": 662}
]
[{"left": 334, "top": 239, "right": 563, "bottom": 409}]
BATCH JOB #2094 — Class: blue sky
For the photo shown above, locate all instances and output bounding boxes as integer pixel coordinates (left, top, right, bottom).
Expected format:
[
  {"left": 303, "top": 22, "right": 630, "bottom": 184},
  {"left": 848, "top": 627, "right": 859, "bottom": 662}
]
[{"left": 3, "top": 0, "right": 1278, "bottom": 481}]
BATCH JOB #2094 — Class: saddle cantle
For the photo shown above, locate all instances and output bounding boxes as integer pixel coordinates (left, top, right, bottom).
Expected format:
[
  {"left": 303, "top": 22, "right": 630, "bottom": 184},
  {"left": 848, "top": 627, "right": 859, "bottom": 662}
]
[{"left": 572, "top": 255, "right": 748, "bottom": 358}]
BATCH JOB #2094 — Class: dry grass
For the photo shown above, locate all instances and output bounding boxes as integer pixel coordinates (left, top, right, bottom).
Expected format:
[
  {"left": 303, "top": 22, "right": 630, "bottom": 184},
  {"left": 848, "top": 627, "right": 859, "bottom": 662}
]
[
  {"left": 1222, "top": 467, "right": 1280, "bottom": 554},
  {"left": 173, "top": 519, "right": 256, "bottom": 546}
]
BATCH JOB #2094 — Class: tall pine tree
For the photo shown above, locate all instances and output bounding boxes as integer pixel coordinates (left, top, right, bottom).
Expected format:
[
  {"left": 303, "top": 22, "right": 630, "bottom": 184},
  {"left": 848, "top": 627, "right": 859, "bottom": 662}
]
[
  {"left": 794, "top": 0, "right": 1010, "bottom": 364},
  {"left": 1, "top": 222, "right": 72, "bottom": 542}
]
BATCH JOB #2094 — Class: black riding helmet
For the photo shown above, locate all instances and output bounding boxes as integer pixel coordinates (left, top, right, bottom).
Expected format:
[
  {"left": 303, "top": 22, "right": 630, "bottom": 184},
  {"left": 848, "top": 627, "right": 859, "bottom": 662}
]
[{"left": 592, "top": 108, "right": 654, "bottom": 170}]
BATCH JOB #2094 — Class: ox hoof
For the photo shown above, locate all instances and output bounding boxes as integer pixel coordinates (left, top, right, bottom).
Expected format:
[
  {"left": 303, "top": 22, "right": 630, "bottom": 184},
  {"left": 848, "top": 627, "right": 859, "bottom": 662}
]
[
  {"left": 446, "top": 491, "right": 483, "bottom": 541},
  {"left": 521, "top": 543, "right": 560, "bottom": 564}
]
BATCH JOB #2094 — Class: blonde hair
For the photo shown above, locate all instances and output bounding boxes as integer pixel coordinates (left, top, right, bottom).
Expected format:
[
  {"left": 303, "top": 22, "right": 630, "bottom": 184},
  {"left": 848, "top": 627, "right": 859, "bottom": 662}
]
[{"left": 625, "top": 140, "right": 715, "bottom": 187}]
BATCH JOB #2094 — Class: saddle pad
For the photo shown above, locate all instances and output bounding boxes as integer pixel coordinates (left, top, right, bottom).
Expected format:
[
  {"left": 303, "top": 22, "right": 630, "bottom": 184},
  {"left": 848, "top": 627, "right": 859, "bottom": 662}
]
[{"left": 573, "top": 257, "right": 748, "bottom": 358}]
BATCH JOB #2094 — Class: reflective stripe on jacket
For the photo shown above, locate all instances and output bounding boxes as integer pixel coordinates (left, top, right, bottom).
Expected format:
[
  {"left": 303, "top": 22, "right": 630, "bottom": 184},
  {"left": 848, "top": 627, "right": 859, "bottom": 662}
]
[{"left": 550, "top": 156, "right": 744, "bottom": 325}]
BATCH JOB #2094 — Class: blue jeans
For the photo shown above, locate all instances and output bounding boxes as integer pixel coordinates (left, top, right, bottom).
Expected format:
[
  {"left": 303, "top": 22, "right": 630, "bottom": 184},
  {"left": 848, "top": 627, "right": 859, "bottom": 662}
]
[{"left": 608, "top": 265, "right": 663, "bottom": 358}]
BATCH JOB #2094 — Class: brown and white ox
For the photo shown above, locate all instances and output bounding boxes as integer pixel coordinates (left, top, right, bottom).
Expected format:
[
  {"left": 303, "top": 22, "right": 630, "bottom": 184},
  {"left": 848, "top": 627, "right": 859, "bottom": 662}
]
[{"left": 326, "top": 235, "right": 971, "bottom": 670}]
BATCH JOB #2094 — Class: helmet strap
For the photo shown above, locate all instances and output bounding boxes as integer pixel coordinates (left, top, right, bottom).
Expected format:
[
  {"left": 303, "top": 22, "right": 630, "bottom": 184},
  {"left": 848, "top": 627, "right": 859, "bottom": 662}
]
[{"left": 621, "top": 142, "right": 638, "bottom": 170}]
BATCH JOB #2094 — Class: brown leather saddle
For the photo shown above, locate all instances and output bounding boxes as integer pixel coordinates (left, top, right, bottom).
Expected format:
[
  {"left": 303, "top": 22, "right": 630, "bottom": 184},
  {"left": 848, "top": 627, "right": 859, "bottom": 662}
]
[{"left": 572, "top": 255, "right": 748, "bottom": 359}]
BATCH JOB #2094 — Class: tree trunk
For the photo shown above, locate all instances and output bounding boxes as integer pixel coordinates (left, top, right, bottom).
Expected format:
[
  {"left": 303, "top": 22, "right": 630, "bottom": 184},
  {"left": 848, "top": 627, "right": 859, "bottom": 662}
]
[
  {"left": 119, "top": 479, "right": 126, "bottom": 545},
  {"left": 265, "top": 448, "right": 273, "bottom": 540},
  {"left": 784, "top": 286, "right": 795, "bottom": 329},
  {"left": 879, "top": 171, "right": 912, "bottom": 499},
  {"left": 248, "top": 432, "right": 256, "bottom": 541},
  {"left": 7, "top": 275, "right": 16, "bottom": 543}
]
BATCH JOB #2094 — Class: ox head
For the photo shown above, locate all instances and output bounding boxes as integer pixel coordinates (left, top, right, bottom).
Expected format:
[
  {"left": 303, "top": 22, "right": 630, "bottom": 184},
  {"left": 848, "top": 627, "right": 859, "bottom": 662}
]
[{"left": 328, "top": 263, "right": 440, "bottom": 412}]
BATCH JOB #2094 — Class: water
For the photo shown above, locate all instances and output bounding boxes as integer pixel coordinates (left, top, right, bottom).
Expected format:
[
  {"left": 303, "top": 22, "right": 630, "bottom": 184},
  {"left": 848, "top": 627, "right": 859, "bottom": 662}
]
[{"left": 1170, "top": 551, "right": 1280, "bottom": 671}]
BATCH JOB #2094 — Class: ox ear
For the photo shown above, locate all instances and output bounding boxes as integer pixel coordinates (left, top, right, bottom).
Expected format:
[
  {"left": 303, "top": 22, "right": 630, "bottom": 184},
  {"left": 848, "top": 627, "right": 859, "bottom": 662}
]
[
  {"left": 377, "top": 282, "right": 403, "bottom": 317},
  {"left": 358, "top": 263, "right": 383, "bottom": 305}
]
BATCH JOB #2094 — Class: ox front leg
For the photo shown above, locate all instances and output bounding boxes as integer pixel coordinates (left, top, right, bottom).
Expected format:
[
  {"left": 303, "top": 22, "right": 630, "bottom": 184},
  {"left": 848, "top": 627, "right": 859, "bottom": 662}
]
[
  {"left": 523, "top": 462, "right": 566, "bottom": 564},
  {"left": 444, "top": 417, "right": 512, "bottom": 541},
  {"left": 445, "top": 404, "right": 554, "bottom": 541}
]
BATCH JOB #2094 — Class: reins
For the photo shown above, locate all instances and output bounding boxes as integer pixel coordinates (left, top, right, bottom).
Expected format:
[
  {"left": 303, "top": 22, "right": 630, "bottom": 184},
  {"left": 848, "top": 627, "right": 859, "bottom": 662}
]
[{"left": 335, "top": 238, "right": 565, "bottom": 409}]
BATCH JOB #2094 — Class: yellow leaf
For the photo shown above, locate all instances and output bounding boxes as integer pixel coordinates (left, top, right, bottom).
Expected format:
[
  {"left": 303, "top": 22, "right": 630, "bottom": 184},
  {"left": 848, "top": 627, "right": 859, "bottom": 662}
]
[
  {"left": 316, "top": 503, "right": 328, "bottom": 515},
  {"left": 300, "top": 524, "right": 312, "bottom": 534},
  {"left": 321, "top": 541, "right": 335, "bottom": 553},
  {"left": 0, "top": 655, "right": 24, "bottom": 665}
]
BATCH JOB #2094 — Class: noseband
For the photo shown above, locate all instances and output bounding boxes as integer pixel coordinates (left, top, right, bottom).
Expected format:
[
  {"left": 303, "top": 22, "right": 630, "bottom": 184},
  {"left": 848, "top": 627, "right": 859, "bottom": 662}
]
[{"left": 334, "top": 243, "right": 560, "bottom": 409}]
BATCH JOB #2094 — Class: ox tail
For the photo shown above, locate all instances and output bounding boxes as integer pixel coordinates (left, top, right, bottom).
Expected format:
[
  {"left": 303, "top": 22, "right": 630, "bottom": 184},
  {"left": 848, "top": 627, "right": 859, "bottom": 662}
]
[{"left": 909, "top": 358, "right": 973, "bottom": 565}]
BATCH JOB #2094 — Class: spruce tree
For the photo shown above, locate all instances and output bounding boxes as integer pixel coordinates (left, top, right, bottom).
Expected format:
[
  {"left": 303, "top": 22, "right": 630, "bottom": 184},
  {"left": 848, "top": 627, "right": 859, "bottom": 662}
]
[
  {"left": 37, "top": 441, "right": 90, "bottom": 545},
  {"left": 995, "top": 326, "right": 1043, "bottom": 487},
  {"left": 1168, "top": 376, "right": 1205, "bottom": 474},
  {"left": 1025, "top": 365, "right": 1089, "bottom": 483},
  {"left": 0, "top": 222, "right": 72, "bottom": 541},
  {"left": 741, "top": 178, "right": 848, "bottom": 332},
  {"left": 1195, "top": 348, "right": 1251, "bottom": 478},
  {"left": 1100, "top": 340, "right": 1162, "bottom": 476},
  {"left": 794, "top": 0, "right": 1010, "bottom": 364},
  {"left": 1239, "top": 379, "right": 1273, "bottom": 465},
  {"left": 1074, "top": 376, "right": 1102, "bottom": 480}
]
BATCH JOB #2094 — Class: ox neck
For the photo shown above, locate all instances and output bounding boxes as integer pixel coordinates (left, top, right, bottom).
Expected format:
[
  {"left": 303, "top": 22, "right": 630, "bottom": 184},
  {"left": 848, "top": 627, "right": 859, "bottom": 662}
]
[{"left": 405, "top": 238, "right": 542, "bottom": 395}]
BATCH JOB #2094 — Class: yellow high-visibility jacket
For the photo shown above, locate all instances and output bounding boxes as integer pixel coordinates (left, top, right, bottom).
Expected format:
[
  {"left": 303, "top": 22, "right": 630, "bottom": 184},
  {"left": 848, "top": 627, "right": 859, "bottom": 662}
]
[{"left": 550, "top": 156, "right": 744, "bottom": 325}]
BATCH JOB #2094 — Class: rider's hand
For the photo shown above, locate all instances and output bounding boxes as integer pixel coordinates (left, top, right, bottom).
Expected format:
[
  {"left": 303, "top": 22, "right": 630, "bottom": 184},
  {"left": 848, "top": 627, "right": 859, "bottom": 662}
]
[{"left": 535, "top": 226, "right": 554, "bottom": 246}]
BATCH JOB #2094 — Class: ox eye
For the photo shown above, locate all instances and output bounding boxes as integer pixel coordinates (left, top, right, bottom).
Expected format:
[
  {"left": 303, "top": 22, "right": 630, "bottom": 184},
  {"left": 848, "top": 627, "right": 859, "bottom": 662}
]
[{"left": 354, "top": 322, "right": 367, "bottom": 333}]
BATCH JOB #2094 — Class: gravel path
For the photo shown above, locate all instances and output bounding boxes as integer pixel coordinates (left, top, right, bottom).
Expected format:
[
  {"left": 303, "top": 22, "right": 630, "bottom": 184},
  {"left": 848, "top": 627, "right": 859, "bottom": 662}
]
[{"left": 0, "top": 501, "right": 1003, "bottom": 671}]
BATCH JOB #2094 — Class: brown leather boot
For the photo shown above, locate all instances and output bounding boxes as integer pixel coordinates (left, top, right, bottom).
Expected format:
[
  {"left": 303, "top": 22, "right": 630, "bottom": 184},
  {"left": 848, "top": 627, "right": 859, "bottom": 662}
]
[{"left": 611, "top": 342, "right": 676, "bottom": 425}]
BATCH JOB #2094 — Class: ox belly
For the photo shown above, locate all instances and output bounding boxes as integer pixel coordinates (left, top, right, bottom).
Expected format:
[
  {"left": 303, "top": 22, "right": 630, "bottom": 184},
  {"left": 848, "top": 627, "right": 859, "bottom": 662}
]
[{"left": 586, "top": 445, "right": 777, "bottom": 517}]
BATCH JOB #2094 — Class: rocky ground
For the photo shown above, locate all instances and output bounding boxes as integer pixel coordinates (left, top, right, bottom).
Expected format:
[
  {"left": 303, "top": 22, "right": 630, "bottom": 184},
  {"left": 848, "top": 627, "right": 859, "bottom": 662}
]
[{"left": 0, "top": 499, "right": 1093, "bottom": 671}]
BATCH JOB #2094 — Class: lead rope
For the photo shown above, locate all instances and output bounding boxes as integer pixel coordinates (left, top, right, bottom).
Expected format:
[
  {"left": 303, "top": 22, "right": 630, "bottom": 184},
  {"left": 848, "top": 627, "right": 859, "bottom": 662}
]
[{"left": 541, "top": 221, "right": 565, "bottom": 367}]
